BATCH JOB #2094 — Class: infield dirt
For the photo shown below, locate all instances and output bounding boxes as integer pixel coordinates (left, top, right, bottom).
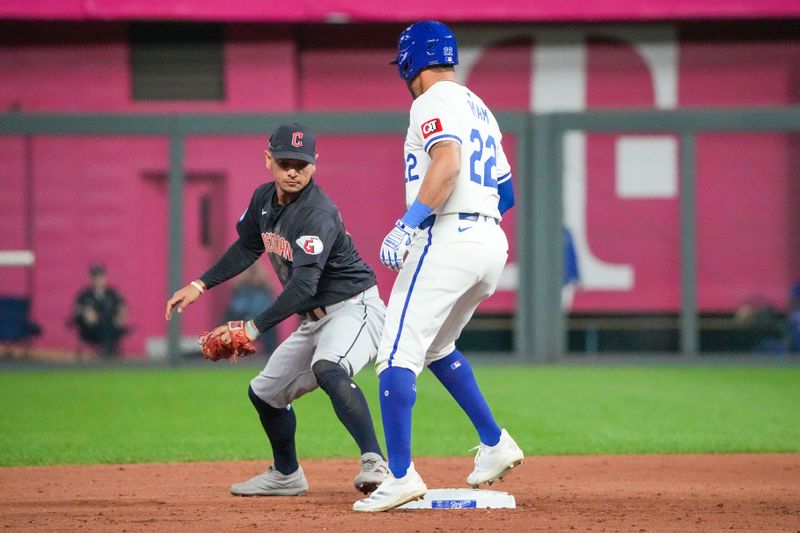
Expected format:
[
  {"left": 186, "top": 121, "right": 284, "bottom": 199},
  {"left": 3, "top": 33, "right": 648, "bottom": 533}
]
[{"left": 1, "top": 454, "right": 798, "bottom": 531}]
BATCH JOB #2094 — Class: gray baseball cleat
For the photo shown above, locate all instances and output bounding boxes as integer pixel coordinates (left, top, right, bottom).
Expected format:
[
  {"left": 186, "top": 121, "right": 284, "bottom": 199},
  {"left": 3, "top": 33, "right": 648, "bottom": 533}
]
[
  {"left": 230, "top": 465, "right": 308, "bottom": 496},
  {"left": 353, "top": 452, "right": 389, "bottom": 494}
]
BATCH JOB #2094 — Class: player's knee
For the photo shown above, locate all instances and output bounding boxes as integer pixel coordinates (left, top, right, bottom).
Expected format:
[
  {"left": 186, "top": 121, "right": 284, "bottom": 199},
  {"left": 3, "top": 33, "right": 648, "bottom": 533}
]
[
  {"left": 248, "top": 384, "right": 291, "bottom": 416},
  {"left": 313, "top": 359, "right": 363, "bottom": 412},
  {"left": 312, "top": 359, "right": 349, "bottom": 389},
  {"left": 248, "top": 384, "right": 267, "bottom": 408},
  {"left": 248, "top": 383, "right": 286, "bottom": 410}
]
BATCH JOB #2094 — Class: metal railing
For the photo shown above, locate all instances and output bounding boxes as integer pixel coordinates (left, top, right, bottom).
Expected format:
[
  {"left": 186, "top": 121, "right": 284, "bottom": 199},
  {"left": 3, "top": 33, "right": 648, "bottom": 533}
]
[
  {"left": 527, "top": 107, "right": 800, "bottom": 360},
  {"left": 2, "top": 107, "right": 798, "bottom": 362}
]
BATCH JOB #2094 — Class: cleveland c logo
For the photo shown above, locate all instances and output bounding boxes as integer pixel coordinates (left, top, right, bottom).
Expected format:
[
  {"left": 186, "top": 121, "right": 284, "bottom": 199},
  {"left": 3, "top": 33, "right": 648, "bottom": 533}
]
[{"left": 292, "top": 132, "right": 303, "bottom": 147}]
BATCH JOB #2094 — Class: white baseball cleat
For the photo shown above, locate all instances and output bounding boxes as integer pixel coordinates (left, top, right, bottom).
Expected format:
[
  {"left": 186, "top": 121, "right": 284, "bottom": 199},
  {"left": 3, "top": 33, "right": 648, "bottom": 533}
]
[
  {"left": 352, "top": 462, "right": 427, "bottom": 512},
  {"left": 467, "top": 428, "right": 524, "bottom": 487}
]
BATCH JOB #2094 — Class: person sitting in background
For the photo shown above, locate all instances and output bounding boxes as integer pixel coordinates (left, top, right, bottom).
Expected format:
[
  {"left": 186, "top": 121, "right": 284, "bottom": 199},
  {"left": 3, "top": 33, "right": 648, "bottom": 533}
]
[
  {"left": 72, "top": 264, "right": 128, "bottom": 357},
  {"left": 733, "top": 296, "right": 785, "bottom": 354},
  {"left": 225, "top": 262, "right": 277, "bottom": 355}
]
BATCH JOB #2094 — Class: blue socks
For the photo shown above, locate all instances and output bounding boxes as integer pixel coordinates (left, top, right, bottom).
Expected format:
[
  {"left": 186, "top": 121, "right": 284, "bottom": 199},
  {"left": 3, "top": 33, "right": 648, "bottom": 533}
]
[
  {"left": 428, "top": 349, "right": 501, "bottom": 446},
  {"left": 380, "top": 351, "right": 500, "bottom": 479},
  {"left": 379, "top": 367, "right": 416, "bottom": 478}
]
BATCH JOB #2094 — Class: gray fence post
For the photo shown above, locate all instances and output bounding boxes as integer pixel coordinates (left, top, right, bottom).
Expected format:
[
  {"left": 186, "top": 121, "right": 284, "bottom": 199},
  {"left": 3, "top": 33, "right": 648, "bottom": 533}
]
[
  {"left": 529, "top": 114, "right": 557, "bottom": 361},
  {"left": 680, "top": 132, "right": 698, "bottom": 356},
  {"left": 167, "top": 129, "right": 185, "bottom": 365}
]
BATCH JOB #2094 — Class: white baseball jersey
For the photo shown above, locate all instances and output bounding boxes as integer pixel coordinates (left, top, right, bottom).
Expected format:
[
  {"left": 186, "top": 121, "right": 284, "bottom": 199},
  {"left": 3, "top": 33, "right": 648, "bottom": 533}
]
[
  {"left": 403, "top": 80, "right": 512, "bottom": 219},
  {"left": 376, "top": 80, "right": 512, "bottom": 376}
]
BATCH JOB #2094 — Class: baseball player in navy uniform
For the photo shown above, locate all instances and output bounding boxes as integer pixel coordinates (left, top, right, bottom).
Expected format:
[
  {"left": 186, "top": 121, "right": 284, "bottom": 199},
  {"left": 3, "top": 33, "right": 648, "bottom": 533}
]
[
  {"left": 166, "top": 123, "right": 388, "bottom": 496},
  {"left": 354, "top": 21, "right": 523, "bottom": 512}
]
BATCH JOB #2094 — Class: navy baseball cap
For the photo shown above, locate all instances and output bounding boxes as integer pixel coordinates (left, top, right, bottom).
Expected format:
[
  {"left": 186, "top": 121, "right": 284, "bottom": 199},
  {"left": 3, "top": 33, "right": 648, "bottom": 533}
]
[{"left": 268, "top": 123, "right": 316, "bottom": 165}]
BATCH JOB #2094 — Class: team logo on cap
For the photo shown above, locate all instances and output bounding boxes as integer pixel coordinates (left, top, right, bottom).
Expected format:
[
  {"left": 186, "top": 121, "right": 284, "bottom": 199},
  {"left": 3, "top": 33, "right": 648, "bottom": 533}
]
[
  {"left": 421, "top": 118, "right": 442, "bottom": 139},
  {"left": 296, "top": 235, "right": 323, "bottom": 255},
  {"left": 292, "top": 132, "right": 303, "bottom": 147}
]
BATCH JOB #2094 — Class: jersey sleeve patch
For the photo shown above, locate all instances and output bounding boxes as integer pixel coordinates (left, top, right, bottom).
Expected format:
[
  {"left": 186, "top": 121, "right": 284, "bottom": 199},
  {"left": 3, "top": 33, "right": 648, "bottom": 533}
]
[
  {"left": 296, "top": 235, "right": 324, "bottom": 255},
  {"left": 421, "top": 118, "right": 443, "bottom": 139}
]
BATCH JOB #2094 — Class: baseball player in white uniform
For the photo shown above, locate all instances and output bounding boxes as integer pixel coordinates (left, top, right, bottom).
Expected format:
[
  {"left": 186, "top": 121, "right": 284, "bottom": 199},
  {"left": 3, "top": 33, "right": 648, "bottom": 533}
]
[{"left": 354, "top": 21, "right": 523, "bottom": 512}]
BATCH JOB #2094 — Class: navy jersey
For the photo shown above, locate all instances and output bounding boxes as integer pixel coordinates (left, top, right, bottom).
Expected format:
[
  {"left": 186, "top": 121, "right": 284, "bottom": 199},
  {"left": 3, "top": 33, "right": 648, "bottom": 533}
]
[
  {"left": 75, "top": 287, "right": 124, "bottom": 323},
  {"left": 236, "top": 179, "right": 376, "bottom": 311}
]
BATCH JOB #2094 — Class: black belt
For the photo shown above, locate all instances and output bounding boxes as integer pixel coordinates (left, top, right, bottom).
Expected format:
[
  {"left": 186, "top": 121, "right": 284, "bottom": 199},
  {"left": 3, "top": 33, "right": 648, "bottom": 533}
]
[
  {"left": 419, "top": 212, "right": 499, "bottom": 229},
  {"left": 305, "top": 306, "right": 327, "bottom": 322},
  {"left": 303, "top": 286, "right": 377, "bottom": 322}
]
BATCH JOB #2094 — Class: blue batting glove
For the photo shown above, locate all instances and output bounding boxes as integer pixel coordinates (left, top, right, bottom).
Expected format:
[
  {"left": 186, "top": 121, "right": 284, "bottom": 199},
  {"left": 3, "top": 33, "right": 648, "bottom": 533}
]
[{"left": 380, "top": 219, "right": 414, "bottom": 271}]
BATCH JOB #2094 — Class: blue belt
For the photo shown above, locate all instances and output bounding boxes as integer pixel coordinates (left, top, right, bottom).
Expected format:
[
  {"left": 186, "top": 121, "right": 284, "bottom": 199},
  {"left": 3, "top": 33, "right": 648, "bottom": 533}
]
[{"left": 419, "top": 212, "right": 499, "bottom": 229}]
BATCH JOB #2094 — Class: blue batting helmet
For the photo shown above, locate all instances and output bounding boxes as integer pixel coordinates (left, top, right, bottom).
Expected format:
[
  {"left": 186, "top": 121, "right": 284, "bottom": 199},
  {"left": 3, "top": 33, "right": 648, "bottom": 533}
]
[{"left": 391, "top": 20, "right": 458, "bottom": 83}]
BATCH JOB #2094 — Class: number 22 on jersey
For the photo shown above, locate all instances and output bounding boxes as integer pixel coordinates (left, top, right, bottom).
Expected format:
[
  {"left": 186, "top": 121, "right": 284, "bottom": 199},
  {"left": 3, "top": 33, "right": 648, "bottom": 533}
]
[
  {"left": 404, "top": 130, "right": 497, "bottom": 188},
  {"left": 405, "top": 153, "right": 419, "bottom": 183},
  {"left": 469, "top": 129, "right": 497, "bottom": 189}
]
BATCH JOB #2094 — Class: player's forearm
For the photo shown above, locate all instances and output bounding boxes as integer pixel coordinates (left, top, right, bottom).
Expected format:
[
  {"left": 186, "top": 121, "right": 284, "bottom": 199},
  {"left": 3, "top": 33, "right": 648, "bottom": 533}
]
[
  {"left": 416, "top": 142, "right": 460, "bottom": 210},
  {"left": 199, "top": 239, "right": 261, "bottom": 290},
  {"left": 251, "top": 265, "right": 321, "bottom": 332}
]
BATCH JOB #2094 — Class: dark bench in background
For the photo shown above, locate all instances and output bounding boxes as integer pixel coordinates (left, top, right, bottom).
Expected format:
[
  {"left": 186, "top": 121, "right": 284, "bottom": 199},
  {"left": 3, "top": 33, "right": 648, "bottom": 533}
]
[
  {"left": 459, "top": 313, "right": 789, "bottom": 354},
  {"left": 0, "top": 296, "right": 42, "bottom": 357}
]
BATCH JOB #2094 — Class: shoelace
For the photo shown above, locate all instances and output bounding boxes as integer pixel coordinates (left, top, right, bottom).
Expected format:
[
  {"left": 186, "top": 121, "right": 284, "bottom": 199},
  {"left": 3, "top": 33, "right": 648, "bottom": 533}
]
[
  {"left": 362, "top": 457, "right": 388, "bottom": 473},
  {"left": 469, "top": 443, "right": 488, "bottom": 464}
]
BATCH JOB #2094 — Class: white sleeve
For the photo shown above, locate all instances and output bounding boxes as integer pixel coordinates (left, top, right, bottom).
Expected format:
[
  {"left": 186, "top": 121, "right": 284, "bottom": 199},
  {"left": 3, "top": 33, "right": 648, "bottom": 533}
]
[
  {"left": 410, "top": 91, "right": 462, "bottom": 154},
  {"left": 496, "top": 140, "right": 512, "bottom": 184},
  {"left": 490, "top": 115, "right": 512, "bottom": 182}
]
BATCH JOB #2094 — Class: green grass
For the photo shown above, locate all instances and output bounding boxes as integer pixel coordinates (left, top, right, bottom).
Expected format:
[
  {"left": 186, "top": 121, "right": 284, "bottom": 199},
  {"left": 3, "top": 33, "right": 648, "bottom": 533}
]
[{"left": 1, "top": 365, "right": 798, "bottom": 466}]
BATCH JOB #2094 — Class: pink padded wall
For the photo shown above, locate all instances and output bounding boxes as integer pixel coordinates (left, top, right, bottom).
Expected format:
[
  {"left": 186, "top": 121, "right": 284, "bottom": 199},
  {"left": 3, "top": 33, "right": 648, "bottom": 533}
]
[
  {"left": 1, "top": 21, "right": 799, "bottom": 353},
  {"left": 0, "top": 23, "right": 300, "bottom": 354},
  {"left": 0, "top": 138, "right": 28, "bottom": 297}
]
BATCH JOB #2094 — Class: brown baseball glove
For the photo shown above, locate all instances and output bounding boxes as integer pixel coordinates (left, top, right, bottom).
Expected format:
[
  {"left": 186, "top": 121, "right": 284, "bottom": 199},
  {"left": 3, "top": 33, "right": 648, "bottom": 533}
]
[{"left": 198, "top": 320, "right": 257, "bottom": 362}]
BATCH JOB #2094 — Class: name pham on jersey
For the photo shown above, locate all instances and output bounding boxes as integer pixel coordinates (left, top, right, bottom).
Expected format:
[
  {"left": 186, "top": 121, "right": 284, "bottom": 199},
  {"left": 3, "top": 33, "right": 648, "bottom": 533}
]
[{"left": 467, "top": 99, "right": 489, "bottom": 124}]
